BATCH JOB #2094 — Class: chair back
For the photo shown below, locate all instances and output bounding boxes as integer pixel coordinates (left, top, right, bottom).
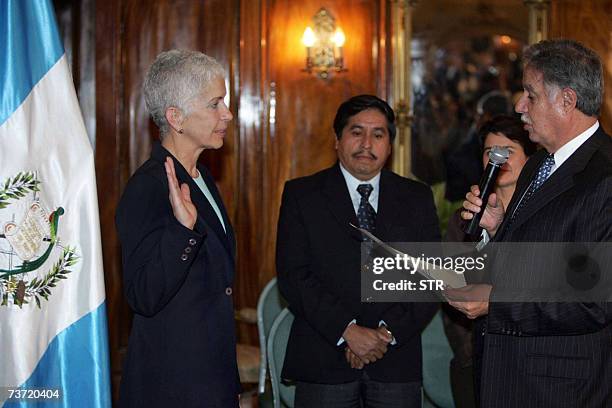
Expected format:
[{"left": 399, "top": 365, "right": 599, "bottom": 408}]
[
  {"left": 421, "top": 309, "right": 455, "bottom": 408},
  {"left": 267, "top": 308, "right": 295, "bottom": 408},
  {"left": 257, "top": 278, "right": 287, "bottom": 394}
]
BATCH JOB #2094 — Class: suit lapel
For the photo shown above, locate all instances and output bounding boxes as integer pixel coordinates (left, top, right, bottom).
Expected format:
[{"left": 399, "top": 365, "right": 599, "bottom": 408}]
[
  {"left": 496, "top": 151, "right": 544, "bottom": 240},
  {"left": 199, "top": 167, "right": 236, "bottom": 258},
  {"left": 321, "top": 164, "right": 362, "bottom": 242},
  {"left": 508, "top": 160, "right": 574, "bottom": 233}
]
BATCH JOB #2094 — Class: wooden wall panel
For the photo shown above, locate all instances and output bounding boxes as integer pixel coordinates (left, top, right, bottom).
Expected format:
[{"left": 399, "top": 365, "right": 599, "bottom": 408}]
[
  {"left": 231, "top": 0, "right": 388, "bottom": 345},
  {"left": 233, "top": 0, "right": 266, "bottom": 345},
  {"left": 550, "top": 0, "right": 612, "bottom": 131},
  {"left": 267, "top": 0, "right": 382, "bottom": 180},
  {"left": 259, "top": 0, "right": 387, "bottom": 290},
  {"left": 120, "top": 0, "right": 238, "bottom": 195},
  {"left": 95, "top": 0, "right": 123, "bottom": 400}
]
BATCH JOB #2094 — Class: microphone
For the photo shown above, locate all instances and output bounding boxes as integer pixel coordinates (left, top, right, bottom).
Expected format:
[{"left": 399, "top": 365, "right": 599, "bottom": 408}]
[{"left": 464, "top": 146, "right": 509, "bottom": 236}]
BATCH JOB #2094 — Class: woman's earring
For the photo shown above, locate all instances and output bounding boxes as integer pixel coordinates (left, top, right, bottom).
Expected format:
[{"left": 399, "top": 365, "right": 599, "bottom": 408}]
[{"left": 178, "top": 128, "right": 184, "bottom": 134}]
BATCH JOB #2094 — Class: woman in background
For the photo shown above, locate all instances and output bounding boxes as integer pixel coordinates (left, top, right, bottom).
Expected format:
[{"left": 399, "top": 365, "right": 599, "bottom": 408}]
[
  {"left": 443, "top": 114, "right": 537, "bottom": 408},
  {"left": 446, "top": 115, "right": 537, "bottom": 241},
  {"left": 116, "top": 49, "right": 239, "bottom": 407}
]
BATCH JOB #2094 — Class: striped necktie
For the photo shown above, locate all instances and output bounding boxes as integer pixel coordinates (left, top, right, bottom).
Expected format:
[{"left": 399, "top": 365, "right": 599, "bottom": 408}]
[{"left": 510, "top": 153, "right": 555, "bottom": 222}]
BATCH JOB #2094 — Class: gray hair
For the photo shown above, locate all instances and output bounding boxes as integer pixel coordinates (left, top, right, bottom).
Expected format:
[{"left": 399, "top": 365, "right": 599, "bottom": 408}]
[
  {"left": 523, "top": 39, "right": 603, "bottom": 116},
  {"left": 143, "top": 49, "right": 225, "bottom": 136}
]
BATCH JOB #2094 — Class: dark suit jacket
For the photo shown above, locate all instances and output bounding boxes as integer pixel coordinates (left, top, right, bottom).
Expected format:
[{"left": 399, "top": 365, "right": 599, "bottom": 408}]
[
  {"left": 116, "top": 143, "right": 240, "bottom": 408},
  {"left": 476, "top": 127, "right": 612, "bottom": 407},
  {"left": 276, "top": 164, "right": 440, "bottom": 384}
]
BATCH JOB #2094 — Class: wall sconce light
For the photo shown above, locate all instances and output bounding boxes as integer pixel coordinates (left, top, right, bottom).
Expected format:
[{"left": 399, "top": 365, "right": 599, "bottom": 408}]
[{"left": 301, "top": 8, "right": 347, "bottom": 79}]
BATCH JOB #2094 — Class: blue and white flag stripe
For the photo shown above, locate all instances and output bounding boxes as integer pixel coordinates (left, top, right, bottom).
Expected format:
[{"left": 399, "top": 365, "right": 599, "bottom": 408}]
[
  {"left": 10, "top": 304, "right": 111, "bottom": 407},
  {"left": 0, "top": 0, "right": 63, "bottom": 126},
  {"left": 0, "top": 1, "right": 111, "bottom": 407}
]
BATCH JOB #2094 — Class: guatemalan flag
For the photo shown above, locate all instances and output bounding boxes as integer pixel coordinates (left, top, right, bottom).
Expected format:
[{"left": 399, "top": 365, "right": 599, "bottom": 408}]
[{"left": 0, "top": 0, "right": 111, "bottom": 406}]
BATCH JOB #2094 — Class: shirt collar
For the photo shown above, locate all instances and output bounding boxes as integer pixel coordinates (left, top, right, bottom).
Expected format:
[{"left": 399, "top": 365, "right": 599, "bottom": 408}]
[
  {"left": 339, "top": 162, "right": 381, "bottom": 193},
  {"left": 551, "top": 121, "right": 598, "bottom": 174}
]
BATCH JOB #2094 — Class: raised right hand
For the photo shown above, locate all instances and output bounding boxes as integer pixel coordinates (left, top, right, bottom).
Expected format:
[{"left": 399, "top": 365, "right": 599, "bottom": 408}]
[
  {"left": 461, "top": 185, "right": 505, "bottom": 237},
  {"left": 165, "top": 157, "right": 197, "bottom": 230}
]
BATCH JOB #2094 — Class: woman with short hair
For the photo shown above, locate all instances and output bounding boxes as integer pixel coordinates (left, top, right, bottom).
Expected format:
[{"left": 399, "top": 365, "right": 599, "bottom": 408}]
[{"left": 116, "top": 49, "right": 239, "bottom": 407}]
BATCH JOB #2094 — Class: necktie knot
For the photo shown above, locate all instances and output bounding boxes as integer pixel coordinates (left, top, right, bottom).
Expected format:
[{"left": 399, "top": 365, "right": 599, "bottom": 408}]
[
  {"left": 357, "top": 184, "right": 373, "bottom": 199},
  {"left": 544, "top": 154, "right": 555, "bottom": 168},
  {"left": 533, "top": 154, "right": 555, "bottom": 191}
]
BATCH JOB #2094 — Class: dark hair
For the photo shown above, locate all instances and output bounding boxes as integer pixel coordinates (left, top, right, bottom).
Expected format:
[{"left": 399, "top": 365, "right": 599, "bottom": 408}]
[
  {"left": 333, "top": 95, "right": 396, "bottom": 141},
  {"left": 523, "top": 39, "right": 603, "bottom": 116},
  {"left": 478, "top": 115, "right": 537, "bottom": 156}
]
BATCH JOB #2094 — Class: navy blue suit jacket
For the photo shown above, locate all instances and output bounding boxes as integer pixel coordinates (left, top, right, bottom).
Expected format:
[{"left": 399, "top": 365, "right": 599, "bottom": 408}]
[{"left": 116, "top": 143, "right": 240, "bottom": 407}]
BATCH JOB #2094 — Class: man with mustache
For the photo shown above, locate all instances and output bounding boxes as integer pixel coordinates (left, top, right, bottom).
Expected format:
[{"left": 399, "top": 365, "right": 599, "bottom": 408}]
[
  {"left": 277, "top": 95, "right": 440, "bottom": 407},
  {"left": 450, "top": 39, "right": 611, "bottom": 406}
]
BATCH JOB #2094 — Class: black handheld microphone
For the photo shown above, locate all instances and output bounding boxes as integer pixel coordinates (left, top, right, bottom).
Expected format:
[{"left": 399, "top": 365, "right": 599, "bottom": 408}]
[{"left": 464, "top": 146, "right": 509, "bottom": 236}]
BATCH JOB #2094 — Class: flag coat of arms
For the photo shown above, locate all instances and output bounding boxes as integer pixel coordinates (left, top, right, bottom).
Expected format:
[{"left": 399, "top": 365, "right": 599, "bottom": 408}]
[{"left": 0, "top": 0, "right": 111, "bottom": 406}]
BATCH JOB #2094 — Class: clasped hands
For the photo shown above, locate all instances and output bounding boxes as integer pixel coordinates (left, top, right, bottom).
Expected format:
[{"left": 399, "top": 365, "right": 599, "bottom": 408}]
[{"left": 342, "top": 324, "right": 393, "bottom": 370}]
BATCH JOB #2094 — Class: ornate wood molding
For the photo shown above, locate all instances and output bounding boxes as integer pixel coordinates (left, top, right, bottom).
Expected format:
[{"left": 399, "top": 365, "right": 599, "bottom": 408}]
[
  {"left": 390, "top": 0, "right": 417, "bottom": 177},
  {"left": 524, "top": 0, "right": 551, "bottom": 44}
]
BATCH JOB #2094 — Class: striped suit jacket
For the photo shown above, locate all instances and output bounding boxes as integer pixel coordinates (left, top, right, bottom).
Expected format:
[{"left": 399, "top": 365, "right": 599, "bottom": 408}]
[{"left": 477, "top": 127, "right": 612, "bottom": 407}]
